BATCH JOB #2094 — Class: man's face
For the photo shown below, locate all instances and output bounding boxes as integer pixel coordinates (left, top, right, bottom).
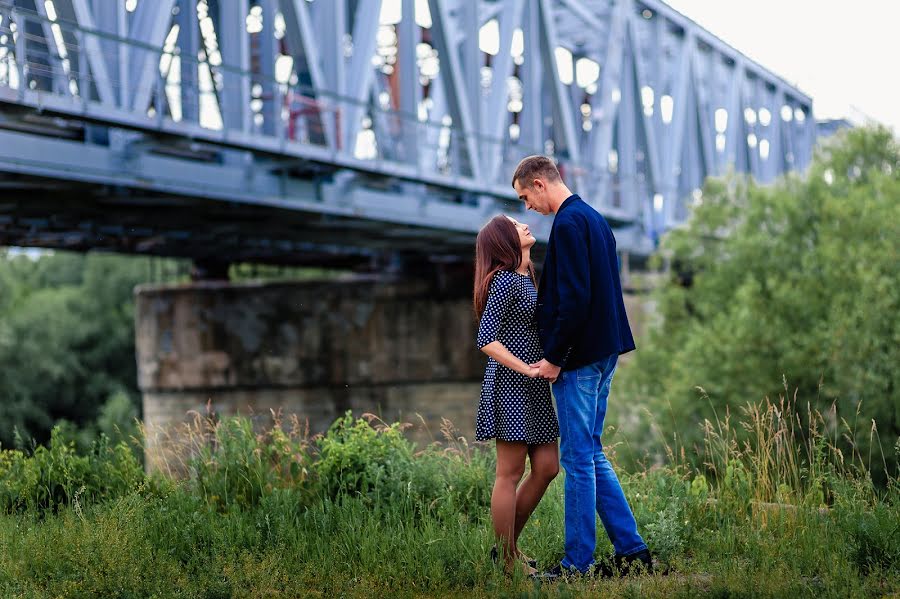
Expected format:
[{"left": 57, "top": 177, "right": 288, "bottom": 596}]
[{"left": 514, "top": 179, "right": 551, "bottom": 215}]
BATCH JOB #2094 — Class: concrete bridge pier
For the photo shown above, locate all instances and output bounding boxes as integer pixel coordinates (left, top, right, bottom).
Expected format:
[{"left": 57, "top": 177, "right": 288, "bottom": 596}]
[{"left": 135, "top": 274, "right": 484, "bottom": 472}]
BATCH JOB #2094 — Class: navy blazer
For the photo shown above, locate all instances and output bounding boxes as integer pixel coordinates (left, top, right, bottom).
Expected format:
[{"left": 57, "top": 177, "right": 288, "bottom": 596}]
[{"left": 536, "top": 194, "right": 635, "bottom": 370}]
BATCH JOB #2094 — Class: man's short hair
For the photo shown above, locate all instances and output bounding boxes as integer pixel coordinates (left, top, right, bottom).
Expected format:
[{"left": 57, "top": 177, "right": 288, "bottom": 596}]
[{"left": 511, "top": 155, "right": 561, "bottom": 188}]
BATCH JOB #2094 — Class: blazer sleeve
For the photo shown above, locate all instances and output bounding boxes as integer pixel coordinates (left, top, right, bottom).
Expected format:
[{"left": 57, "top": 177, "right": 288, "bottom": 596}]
[
  {"left": 476, "top": 272, "right": 516, "bottom": 349},
  {"left": 543, "top": 220, "right": 590, "bottom": 366}
]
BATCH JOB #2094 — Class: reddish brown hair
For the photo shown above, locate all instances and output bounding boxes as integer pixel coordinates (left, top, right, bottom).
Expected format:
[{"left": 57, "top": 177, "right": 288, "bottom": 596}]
[{"left": 473, "top": 215, "right": 536, "bottom": 319}]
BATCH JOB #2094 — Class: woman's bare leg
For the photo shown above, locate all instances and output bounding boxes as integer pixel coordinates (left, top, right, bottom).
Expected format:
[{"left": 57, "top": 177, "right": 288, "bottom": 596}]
[
  {"left": 513, "top": 442, "right": 560, "bottom": 547},
  {"left": 492, "top": 440, "right": 530, "bottom": 572}
]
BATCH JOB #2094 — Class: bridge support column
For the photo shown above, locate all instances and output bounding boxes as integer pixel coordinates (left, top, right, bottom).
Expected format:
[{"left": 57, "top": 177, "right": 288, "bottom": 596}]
[{"left": 135, "top": 276, "right": 483, "bottom": 473}]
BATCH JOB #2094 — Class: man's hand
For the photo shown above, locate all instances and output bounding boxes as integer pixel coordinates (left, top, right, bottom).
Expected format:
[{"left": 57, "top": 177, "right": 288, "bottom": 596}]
[{"left": 531, "top": 359, "right": 561, "bottom": 383}]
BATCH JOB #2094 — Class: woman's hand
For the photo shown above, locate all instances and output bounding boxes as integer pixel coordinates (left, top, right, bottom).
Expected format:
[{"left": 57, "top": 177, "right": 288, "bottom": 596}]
[
  {"left": 481, "top": 341, "right": 545, "bottom": 379},
  {"left": 523, "top": 365, "right": 541, "bottom": 378}
]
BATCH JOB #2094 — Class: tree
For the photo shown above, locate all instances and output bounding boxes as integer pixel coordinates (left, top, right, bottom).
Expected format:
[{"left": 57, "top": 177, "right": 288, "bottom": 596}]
[
  {"left": 0, "top": 252, "right": 185, "bottom": 447},
  {"left": 619, "top": 126, "right": 900, "bottom": 482}
]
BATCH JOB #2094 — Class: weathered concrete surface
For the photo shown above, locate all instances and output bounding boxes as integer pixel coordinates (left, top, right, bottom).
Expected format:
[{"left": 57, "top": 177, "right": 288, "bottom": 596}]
[{"left": 135, "top": 277, "right": 485, "bottom": 471}]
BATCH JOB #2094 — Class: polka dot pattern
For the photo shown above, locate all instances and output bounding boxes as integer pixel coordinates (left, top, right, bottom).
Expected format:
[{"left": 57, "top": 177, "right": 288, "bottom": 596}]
[{"left": 475, "top": 271, "right": 559, "bottom": 445}]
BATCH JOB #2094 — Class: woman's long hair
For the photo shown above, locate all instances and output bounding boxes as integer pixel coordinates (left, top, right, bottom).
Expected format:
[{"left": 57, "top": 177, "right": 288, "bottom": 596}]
[{"left": 473, "top": 215, "right": 536, "bottom": 319}]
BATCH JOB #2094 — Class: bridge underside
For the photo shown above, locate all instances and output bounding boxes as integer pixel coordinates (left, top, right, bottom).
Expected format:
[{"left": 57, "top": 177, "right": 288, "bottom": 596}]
[{"left": 1, "top": 180, "right": 456, "bottom": 269}]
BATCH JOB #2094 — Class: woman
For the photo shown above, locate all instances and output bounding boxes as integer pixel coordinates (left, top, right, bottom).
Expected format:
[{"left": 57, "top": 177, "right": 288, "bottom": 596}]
[{"left": 474, "top": 215, "right": 560, "bottom": 576}]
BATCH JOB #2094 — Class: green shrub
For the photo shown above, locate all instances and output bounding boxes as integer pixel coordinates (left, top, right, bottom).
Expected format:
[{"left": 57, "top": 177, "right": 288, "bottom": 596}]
[
  {"left": 0, "top": 426, "right": 143, "bottom": 513},
  {"left": 314, "top": 412, "right": 417, "bottom": 503},
  {"left": 312, "top": 413, "right": 495, "bottom": 517}
]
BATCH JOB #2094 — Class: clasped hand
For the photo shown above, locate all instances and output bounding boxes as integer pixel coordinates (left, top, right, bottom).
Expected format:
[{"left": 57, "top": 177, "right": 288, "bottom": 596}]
[{"left": 525, "top": 359, "right": 561, "bottom": 383}]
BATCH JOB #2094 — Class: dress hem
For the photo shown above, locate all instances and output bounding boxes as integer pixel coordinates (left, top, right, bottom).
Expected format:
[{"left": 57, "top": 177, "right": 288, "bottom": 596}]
[{"left": 475, "top": 435, "right": 559, "bottom": 446}]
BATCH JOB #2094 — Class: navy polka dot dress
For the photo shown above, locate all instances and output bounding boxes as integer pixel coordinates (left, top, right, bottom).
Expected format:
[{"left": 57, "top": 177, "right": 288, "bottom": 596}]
[{"left": 476, "top": 270, "right": 559, "bottom": 445}]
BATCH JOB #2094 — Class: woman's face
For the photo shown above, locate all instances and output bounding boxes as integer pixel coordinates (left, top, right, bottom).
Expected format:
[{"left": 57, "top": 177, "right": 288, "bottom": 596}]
[{"left": 506, "top": 217, "right": 536, "bottom": 250}]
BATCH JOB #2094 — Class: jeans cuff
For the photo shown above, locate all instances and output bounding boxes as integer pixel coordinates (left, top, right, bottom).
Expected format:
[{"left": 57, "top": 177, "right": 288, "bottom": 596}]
[
  {"left": 618, "top": 543, "right": 648, "bottom": 557},
  {"left": 559, "top": 559, "right": 592, "bottom": 574}
]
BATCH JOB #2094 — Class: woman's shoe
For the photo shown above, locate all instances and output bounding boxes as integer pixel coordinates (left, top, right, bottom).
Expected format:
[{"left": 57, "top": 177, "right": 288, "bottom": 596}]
[{"left": 491, "top": 545, "right": 537, "bottom": 569}]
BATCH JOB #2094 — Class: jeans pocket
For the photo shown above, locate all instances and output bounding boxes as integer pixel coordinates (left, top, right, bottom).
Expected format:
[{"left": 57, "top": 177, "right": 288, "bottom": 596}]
[{"left": 576, "top": 373, "right": 600, "bottom": 394}]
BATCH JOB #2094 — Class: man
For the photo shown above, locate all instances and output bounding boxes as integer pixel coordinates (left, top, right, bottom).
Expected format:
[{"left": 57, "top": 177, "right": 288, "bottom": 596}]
[{"left": 511, "top": 155, "right": 652, "bottom": 579}]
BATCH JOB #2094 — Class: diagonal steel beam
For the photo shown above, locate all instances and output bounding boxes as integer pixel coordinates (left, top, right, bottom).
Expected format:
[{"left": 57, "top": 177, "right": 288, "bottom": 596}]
[
  {"left": 662, "top": 31, "right": 693, "bottom": 226},
  {"left": 690, "top": 51, "right": 714, "bottom": 178},
  {"left": 537, "top": 0, "right": 580, "bottom": 170},
  {"left": 766, "top": 88, "right": 785, "bottom": 179},
  {"left": 517, "top": 0, "right": 543, "bottom": 155},
  {"left": 32, "top": 1, "right": 71, "bottom": 95},
  {"left": 617, "top": 39, "right": 642, "bottom": 226},
  {"left": 428, "top": 0, "right": 481, "bottom": 178},
  {"left": 280, "top": 0, "right": 325, "bottom": 93},
  {"left": 341, "top": 0, "right": 382, "bottom": 152},
  {"left": 280, "top": 0, "right": 333, "bottom": 148},
  {"left": 460, "top": 0, "right": 479, "bottom": 151},
  {"left": 311, "top": 0, "right": 345, "bottom": 148},
  {"left": 257, "top": 0, "right": 281, "bottom": 137},
  {"left": 177, "top": 0, "right": 200, "bottom": 124},
  {"left": 419, "top": 74, "right": 447, "bottom": 175},
  {"left": 69, "top": 0, "right": 116, "bottom": 105},
  {"left": 745, "top": 79, "right": 762, "bottom": 180},
  {"left": 396, "top": 0, "right": 420, "bottom": 164},
  {"left": 586, "top": 0, "right": 628, "bottom": 198},
  {"left": 129, "top": 0, "right": 176, "bottom": 112},
  {"left": 483, "top": 0, "right": 525, "bottom": 183},
  {"left": 723, "top": 56, "right": 746, "bottom": 170},
  {"left": 219, "top": 0, "right": 250, "bottom": 132},
  {"left": 799, "top": 102, "right": 815, "bottom": 171},
  {"left": 90, "top": 0, "right": 129, "bottom": 108},
  {"left": 626, "top": 15, "right": 661, "bottom": 197}
]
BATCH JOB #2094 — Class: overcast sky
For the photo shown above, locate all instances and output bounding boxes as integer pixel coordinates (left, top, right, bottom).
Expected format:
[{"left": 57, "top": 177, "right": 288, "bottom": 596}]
[{"left": 663, "top": 0, "right": 900, "bottom": 133}]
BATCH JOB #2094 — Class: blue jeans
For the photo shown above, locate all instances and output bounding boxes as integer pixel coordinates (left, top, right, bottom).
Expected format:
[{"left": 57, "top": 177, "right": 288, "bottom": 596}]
[{"left": 553, "top": 354, "right": 647, "bottom": 572}]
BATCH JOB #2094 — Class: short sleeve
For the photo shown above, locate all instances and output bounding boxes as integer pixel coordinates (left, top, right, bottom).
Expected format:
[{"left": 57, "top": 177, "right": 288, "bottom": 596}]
[{"left": 477, "top": 272, "right": 517, "bottom": 349}]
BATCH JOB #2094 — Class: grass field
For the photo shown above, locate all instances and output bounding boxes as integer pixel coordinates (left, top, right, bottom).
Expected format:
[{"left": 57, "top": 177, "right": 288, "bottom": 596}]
[{"left": 1, "top": 400, "right": 897, "bottom": 598}]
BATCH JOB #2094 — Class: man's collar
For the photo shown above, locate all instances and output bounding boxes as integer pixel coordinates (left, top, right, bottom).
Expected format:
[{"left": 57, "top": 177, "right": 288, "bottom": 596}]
[{"left": 556, "top": 194, "right": 580, "bottom": 215}]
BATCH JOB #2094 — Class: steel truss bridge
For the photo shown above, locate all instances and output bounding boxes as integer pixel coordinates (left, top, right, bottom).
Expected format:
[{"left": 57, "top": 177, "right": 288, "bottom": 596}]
[{"left": 0, "top": 0, "right": 815, "bottom": 268}]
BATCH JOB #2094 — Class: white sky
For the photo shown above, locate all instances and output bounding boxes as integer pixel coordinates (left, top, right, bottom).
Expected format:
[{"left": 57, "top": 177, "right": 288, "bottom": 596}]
[{"left": 663, "top": 0, "right": 900, "bottom": 133}]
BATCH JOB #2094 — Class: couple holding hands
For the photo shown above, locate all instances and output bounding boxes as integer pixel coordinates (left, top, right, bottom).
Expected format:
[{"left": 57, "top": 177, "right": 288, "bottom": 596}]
[{"left": 473, "top": 156, "right": 652, "bottom": 580}]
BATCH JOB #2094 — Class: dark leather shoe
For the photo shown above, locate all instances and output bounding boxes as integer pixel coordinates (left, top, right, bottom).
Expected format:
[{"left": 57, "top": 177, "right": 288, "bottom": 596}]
[
  {"left": 533, "top": 563, "right": 585, "bottom": 582},
  {"left": 616, "top": 548, "right": 653, "bottom": 575}
]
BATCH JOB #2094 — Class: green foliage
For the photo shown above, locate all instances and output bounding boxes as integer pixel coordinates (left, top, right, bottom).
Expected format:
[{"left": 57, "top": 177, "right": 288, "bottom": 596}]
[
  {"left": 0, "top": 425, "right": 143, "bottom": 513},
  {"left": 313, "top": 413, "right": 496, "bottom": 517},
  {"left": 163, "top": 411, "right": 495, "bottom": 520},
  {"left": 0, "top": 251, "right": 186, "bottom": 447},
  {"left": 314, "top": 412, "right": 417, "bottom": 502},
  {"left": 643, "top": 501, "right": 686, "bottom": 566},
  {"left": 95, "top": 389, "right": 140, "bottom": 447},
  {"left": 620, "top": 126, "right": 900, "bottom": 482},
  {"left": 0, "top": 409, "right": 897, "bottom": 596}
]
